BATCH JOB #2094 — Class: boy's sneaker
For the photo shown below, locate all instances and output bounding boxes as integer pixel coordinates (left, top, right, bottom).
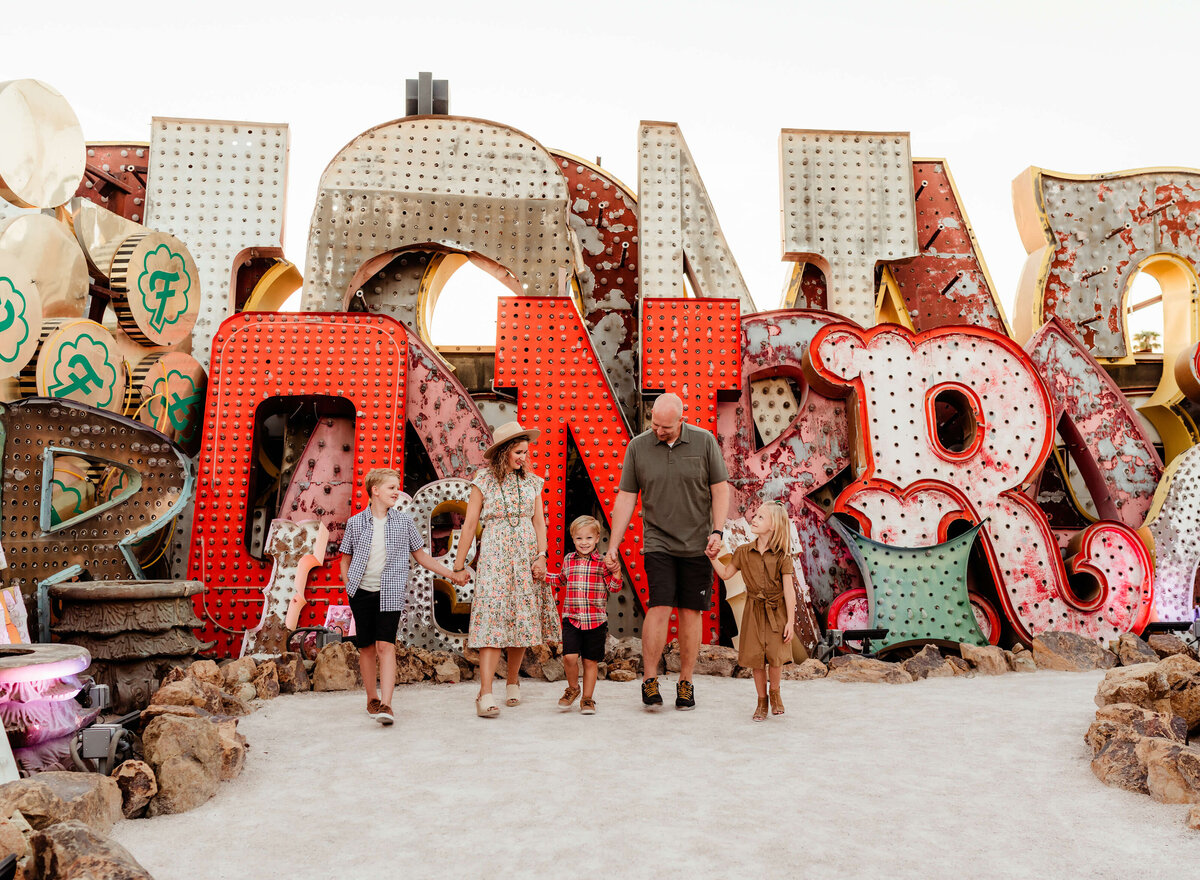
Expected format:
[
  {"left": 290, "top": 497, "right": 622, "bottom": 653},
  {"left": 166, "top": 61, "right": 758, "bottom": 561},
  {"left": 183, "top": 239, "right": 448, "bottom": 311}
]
[
  {"left": 367, "top": 698, "right": 383, "bottom": 718},
  {"left": 580, "top": 698, "right": 597, "bottom": 715},
  {"left": 558, "top": 685, "right": 581, "bottom": 708},
  {"left": 376, "top": 703, "right": 394, "bottom": 725},
  {"left": 641, "top": 677, "right": 663, "bottom": 707},
  {"left": 675, "top": 680, "right": 696, "bottom": 710}
]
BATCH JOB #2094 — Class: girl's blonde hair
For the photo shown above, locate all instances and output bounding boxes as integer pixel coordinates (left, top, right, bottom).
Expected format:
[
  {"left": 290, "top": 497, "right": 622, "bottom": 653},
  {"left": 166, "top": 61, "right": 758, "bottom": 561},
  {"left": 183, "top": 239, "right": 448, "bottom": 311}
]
[{"left": 759, "top": 501, "right": 792, "bottom": 555}]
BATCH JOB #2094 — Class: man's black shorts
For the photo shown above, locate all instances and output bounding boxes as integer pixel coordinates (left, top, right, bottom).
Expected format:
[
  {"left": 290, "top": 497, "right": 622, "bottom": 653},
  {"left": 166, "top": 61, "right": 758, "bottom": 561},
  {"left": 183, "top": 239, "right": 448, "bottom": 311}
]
[
  {"left": 348, "top": 588, "right": 402, "bottom": 649},
  {"left": 561, "top": 618, "right": 608, "bottom": 662},
  {"left": 644, "top": 552, "right": 714, "bottom": 611}
]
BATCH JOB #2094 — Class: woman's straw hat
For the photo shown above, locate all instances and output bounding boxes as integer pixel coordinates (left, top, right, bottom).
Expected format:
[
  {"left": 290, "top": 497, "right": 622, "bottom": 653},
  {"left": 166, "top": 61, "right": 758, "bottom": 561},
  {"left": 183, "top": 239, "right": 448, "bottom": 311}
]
[{"left": 482, "top": 421, "right": 541, "bottom": 461}]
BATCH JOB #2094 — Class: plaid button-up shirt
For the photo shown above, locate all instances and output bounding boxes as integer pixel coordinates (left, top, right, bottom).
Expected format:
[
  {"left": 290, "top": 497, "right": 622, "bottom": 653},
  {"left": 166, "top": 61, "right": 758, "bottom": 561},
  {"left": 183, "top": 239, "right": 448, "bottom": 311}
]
[
  {"left": 341, "top": 508, "right": 424, "bottom": 612},
  {"left": 546, "top": 551, "right": 622, "bottom": 630}
]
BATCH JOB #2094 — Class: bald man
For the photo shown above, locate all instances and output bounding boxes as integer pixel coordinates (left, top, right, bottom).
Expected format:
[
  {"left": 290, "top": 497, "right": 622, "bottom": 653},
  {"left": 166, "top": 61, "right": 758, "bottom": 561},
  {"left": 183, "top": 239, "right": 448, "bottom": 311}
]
[{"left": 606, "top": 393, "right": 729, "bottom": 710}]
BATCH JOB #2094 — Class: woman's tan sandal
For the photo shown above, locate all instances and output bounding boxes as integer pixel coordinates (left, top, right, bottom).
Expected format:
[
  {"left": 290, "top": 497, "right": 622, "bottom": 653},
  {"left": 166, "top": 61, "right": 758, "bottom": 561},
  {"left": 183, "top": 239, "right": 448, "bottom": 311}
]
[
  {"left": 505, "top": 683, "right": 521, "bottom": 707},
  {"left": 475, "top": 693, "right": 500, "bottom": 718},
  {"left": 558, "top": 685, "right": 581, "bottom": 708},
  {"left": 753, "top": 698, "right": 769, "bottom": 722},
  {"left": 769, "top": 688, "right": 785, "bottom": 715}
]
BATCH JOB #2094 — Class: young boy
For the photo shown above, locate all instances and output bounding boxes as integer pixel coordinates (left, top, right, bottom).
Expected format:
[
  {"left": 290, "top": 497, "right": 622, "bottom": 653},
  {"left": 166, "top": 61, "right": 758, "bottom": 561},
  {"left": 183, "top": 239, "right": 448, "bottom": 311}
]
[
  {"left": 340, "top": 468, "right": 468, "bottom": 725},
  {"left": 546, "top": 516, "right": 623, "bottom": 714}
]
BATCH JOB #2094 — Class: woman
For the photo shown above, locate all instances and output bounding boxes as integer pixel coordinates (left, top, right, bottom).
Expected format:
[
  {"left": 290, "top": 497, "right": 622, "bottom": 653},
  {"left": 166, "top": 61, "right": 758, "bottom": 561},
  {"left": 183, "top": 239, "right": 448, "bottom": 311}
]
[{"left": 453, "top": 421, "right": 560, "bottom": 717}]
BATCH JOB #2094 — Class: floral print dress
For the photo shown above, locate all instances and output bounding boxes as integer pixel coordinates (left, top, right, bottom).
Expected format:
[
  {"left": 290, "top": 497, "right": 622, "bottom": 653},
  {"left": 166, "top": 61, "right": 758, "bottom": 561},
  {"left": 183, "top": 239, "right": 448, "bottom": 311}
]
[{"left": 467, "top": 469, "right": 561, "bottom": 648}]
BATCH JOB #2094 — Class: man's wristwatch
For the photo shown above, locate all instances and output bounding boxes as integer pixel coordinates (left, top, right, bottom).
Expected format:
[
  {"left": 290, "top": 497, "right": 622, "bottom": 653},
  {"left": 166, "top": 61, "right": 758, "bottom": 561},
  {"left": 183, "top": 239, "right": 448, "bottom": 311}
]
[{"left": 711, "top": 529, "right": 723, "bottom": 538}]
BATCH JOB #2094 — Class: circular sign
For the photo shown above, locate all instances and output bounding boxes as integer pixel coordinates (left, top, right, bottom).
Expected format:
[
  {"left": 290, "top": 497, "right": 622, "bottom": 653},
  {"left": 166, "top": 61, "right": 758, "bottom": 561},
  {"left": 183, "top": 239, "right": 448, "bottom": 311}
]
[
  {"left": 32, "top": 318, "right": 125, "bottom": 412},
  {"left": 109, "top": 232, "right": 199, "bottom": 346},
  {"left": 132, "top": 350, "right": 207, "bottom": 453},
  {"left": 0, "top": 253, "right": 43, "bottom": 378},
  {"left": 0, "top": 80, "right": 86, "bottom": 209},
  {"left": 0, "top": 214, "right": 89, "bottom": 318}
]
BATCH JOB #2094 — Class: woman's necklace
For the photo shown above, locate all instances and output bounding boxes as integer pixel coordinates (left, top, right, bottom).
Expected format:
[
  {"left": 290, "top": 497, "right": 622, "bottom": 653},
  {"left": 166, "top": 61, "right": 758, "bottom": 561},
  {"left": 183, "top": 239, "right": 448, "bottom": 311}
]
[{"left": 495, "top": 471, "right": 524, "bottom": 529}]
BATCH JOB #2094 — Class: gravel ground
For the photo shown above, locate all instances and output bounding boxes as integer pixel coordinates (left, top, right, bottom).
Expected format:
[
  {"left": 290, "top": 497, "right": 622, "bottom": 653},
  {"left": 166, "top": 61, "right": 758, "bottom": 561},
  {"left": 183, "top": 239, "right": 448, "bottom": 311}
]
[{"left": 109, "top": 671, "right": 1200, "bottom": 879}]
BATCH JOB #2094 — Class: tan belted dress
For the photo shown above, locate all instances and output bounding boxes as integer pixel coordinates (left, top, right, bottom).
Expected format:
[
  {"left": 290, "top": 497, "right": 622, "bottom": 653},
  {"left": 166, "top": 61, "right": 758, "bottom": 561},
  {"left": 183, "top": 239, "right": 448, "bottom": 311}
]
[{"left": 732, "top": 543, "right": 794, "bottom": 668}]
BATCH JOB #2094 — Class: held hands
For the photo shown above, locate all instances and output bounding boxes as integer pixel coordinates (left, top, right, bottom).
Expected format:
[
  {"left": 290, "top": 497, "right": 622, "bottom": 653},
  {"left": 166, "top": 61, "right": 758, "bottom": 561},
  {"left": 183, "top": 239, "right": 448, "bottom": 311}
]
[
  {"left": 448, "top": 569, "right": 471, "bottom": 587},
  {"left": 604, "top": 547, "right": 619, "bottom": 568},
  {"left": 705, "top": 532, "right": 722, "bottom": 558},
  {"left": 604, "top": 554, "right": 620, "bottom": 574},
  {"left": 531, "top": 557, "right": 548, "bottom": 581}
]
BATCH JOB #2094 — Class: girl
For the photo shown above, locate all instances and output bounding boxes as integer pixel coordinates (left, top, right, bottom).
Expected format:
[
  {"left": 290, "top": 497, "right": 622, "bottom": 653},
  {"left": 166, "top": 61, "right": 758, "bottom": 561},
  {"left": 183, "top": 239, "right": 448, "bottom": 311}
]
[{"left": 708, "top": 501, "right": 797, "bottom": 721}]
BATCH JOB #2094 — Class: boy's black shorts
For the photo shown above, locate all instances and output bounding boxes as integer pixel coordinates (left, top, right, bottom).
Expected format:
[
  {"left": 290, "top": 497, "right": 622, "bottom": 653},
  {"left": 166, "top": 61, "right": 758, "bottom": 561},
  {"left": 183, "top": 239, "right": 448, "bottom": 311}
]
[
  {"left": 349, "top": 588, "right": 402, "bottom": 649},
  {"left": 561, "top": 618, "right": 607, "bottom": 662}
]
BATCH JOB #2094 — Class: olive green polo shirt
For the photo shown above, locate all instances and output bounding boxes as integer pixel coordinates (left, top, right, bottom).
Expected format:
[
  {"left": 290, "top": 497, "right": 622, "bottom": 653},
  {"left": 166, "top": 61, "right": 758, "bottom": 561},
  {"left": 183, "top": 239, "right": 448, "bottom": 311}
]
[{"left": 618, "top": 422, "right": 730, "bottom": 556}]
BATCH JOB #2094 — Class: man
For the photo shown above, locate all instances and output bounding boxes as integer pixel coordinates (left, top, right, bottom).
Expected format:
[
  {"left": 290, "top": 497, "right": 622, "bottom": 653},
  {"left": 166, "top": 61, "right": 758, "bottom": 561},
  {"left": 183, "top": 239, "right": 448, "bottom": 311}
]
[{"left": 605, "top": 392, "right": 729, "bottom": 710}]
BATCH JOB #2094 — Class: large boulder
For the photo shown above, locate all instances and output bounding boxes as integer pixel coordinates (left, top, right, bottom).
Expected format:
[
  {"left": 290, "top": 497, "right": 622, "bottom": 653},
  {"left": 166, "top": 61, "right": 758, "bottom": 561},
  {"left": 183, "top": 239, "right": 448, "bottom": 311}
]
[
  {"left": 1094, "top": 663, "right": 1170, "bottom": 710},
  {"left": 394, "top": 645, "right": 433, "bottom": 684},
  {"left": 827, "top": 656, "right": 913, "bottom": 684},
  {"left": 1148, "top": 632, "right": 1198, "bottom": 661},
  {"left": 901, "top": 646, "right": 956, "bottom": 680},
  {"left": 112, "top": 760, "right": 157, "bottom": 819},
  {"left": 1136, "top": 737, "right": 1200, "bottom": 804},
  {"left": 1114, "top": 634, "right": 1160, "bottom": 666},
  {"left": 958, "top": 643, "right": 1009, "bottom": 676},
  {"left": 782, "top": 659, "right": 828, "bottom": 680},
  {"left": 694, "top": 645, "right": 738, "bottom": 677},
  {"left": 1033, "top": 631, "right": 1117, "bottom": 671},
  {"left": 1094, "top": 703, "right": 1188, "bottom": 743},
  {"left": 1091, "top": 728, "right": 1149, "bottom": 794},
  {"left": 0, "top": 772, "right": 122, "bottom": 835},
  {"left": 147, "top": 675, "right": 224, "bottom": 715},
  {"left": 31, "top": 819, "right": 153, "bottom": 880},
  {"left": 142, "top": 713, "right": 222, "bottom": 816},
  {"left": 273, "top": 652, "right": 311, "bottom": 693},
  {"left": 221, "top": 656, "right": 258, "bottom": 689},
  {"left": 312, "top": 642, "right": 361, "bottom": 692}
]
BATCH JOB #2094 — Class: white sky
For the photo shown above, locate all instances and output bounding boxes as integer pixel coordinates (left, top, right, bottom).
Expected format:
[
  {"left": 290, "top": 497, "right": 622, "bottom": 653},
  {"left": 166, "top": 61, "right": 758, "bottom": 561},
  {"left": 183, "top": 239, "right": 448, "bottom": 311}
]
[{"left": 7, "top": 0, "right": 1196, "bottom": 344}]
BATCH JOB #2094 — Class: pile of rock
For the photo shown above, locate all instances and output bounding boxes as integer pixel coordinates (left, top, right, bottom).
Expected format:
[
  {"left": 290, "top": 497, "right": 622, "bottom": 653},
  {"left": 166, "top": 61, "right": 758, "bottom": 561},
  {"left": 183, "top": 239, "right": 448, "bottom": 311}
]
[
  {"left": 0, "top": 771, "right": 150, "bottom": 879},
  {"left": 1086, "top": 635, "right": 1200, "bottom": 827}
]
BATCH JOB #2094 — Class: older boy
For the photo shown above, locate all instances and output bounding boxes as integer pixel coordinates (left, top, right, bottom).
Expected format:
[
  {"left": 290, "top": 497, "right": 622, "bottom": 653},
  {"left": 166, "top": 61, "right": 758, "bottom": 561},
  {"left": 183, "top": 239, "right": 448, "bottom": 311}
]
[{"left": 340, "top": 468, "right": 467, "bottom": 725}]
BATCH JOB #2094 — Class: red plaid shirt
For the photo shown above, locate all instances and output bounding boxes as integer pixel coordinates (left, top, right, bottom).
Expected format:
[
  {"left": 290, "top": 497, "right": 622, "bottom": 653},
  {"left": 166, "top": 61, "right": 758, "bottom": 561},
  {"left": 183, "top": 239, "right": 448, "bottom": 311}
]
[{"left": 547, "top": 551, "right": 623, "bottom": 630}]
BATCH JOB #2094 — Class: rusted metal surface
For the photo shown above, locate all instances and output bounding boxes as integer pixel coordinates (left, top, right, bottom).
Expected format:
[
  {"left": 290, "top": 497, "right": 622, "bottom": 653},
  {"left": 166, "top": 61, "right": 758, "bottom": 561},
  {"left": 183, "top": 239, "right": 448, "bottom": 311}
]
[
  {"left": 0, "top": 80, "right": 85, "bottom": 210},
  {"left": 886, "top": 160, "right": 1009, "bottom": 334},
  {"left": 1026, "top": 318, "right": 1163, "bottom": 528},
  {"left": 714, "top": 310, "right": 860, "bottom": 617},
  {"left": 144, "top": 117, "right": 290, "bottom": 366},
  {"left": 241, "top": 519, "right": 328, "bottom": 657},
  {"left": 1, "top": 399, "right": 192, "bottom": 609},
  {"left": 188, "top": 313, "right": 407, "bottom": 657},
  {"left": 1013, "top": 167, "right": 1200, "bottom": 357},
  {"left": 780, "top": 131, "right": 918, "bottom": 328},
  {"left": 1146, "top": 443, "right": 1200, "bottom": 621},
  {"left": 275, "top": 417, "right": 355, "bottom": 553},
  {"left": 637, "top": 123, "right": 756, "bottom": 314},
  {"left": 552, "top": 151, "right": 642, "bottom": 423},
  {"left": 805, "top": 322, "right": 1154, "bottom": 643},
  {"left": 302, "top": 116, "right": 574, "bottom": 315},
  {"left": 396, "top": 478, "right": 474, "bottom": 652},
  {"left": 75, "top": 144, "right": 148, "bottom": 223},
  {"left": 406, "top": 332, "right": 490, "bottom": 479}
]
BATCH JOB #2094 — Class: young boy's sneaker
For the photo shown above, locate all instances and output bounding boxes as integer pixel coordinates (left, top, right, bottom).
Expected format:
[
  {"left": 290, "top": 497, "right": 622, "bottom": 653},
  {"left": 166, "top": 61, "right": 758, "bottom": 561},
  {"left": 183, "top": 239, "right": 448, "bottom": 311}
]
[
  {"left": 580, "top": 698, "right": 596, "bottom": 715},
  {"left": 641, "top": 677, "right": 663, "bottom": 707},
  {"left": 675, "top": 680, "right": 695, "bottom": 710},
  {"left": 558, "top": 685, "right": 581, "bottom": 708},
  {"left": 375, "top": 703, "right": 394, "bottom": 725},
  {"left": 367, "top": 698, "right": 383, "bottom": 717}
]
